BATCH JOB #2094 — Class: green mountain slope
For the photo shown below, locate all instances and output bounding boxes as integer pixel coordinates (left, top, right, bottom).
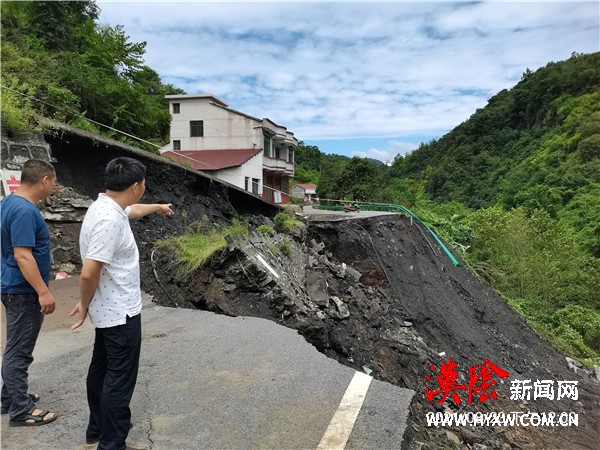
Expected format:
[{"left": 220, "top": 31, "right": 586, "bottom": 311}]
[
  {"left": 293, "top": 54, "right": 600, "bottom": 365},
  {"left": 393, "top": 52, "right": 600, "bottom": 256}
]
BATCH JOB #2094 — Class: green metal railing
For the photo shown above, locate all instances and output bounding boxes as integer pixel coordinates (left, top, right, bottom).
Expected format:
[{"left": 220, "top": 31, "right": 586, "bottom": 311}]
[{"left": 312, "top": 201, "right": 463, "bottom": 267}]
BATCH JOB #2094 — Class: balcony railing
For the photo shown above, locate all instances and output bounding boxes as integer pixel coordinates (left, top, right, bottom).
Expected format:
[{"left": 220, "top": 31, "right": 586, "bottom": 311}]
[{"left": 263, "top": 156, "right": 294, "bottom": 174}]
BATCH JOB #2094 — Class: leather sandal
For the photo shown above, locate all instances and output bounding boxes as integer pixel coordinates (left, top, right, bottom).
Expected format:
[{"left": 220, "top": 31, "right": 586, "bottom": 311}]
[{"left": 8, "top": 408, "right": 57, "bottom": 427}]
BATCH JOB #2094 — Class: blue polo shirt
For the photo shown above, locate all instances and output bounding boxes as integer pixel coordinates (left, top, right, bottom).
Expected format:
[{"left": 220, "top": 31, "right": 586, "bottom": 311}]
[{"left": 1, "top": 194, "right": 51, "bottom": 294}]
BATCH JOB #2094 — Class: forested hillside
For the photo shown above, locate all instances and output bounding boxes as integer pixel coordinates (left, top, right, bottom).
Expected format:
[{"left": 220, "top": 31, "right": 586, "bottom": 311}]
[
  {"left": 294, "top": 53, "right": 600, "bottom": 365},
  {"left": 1, "top": 0, "right": 182, "bottom": 150},
  {"left": 394, "top": 52, "right": 600, "bottom": 254}
]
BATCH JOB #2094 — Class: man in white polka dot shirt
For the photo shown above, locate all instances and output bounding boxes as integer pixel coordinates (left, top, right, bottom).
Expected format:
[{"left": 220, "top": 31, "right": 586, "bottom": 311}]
[{"left": 70, "top": 157, "right": 173, "bottom": 450}]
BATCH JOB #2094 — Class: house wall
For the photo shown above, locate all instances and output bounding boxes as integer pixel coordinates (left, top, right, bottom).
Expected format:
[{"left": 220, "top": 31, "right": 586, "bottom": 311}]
[
  {"left": 215, "top": 153, "right": 264, "bottom": 195},
  {"left": 165, "top": 96, "right": 296, "bottom": 203},
  {"left": 168, "top": 99, "right": 263, "bottom": 151},
  {"left": 291, "top": 186, "right": 306, "bottom": 198}
]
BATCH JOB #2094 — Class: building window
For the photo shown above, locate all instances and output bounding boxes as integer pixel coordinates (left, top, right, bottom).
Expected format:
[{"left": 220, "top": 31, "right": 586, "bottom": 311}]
[
  {"left": 288, "top": 147, "right": 294, "bottom": 163},
  {"left": 263, "top": 137, "right": 270, "bottom": 157},
  {"left": 173, "top": 103, "right": 180, "bottom": 114},
  {"left": 244, "top": 177, "right": 249, "bottom": 191},
  {"left": 275, "top": 147, "right": 281, "bottom": 159},
  {"left": 190, "top": 120, "right": 204, "bottom": 137},
  {"left": 173, "top": 140, "right": 181, "bottom": 151},
  {"left": 252, "top": 178, "right": 259, "bottom": 195}
]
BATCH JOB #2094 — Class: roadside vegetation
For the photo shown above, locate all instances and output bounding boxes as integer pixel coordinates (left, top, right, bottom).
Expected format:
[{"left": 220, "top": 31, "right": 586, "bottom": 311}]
[
  {"left": 273, "top": 212, "right": 304, "bottom": 234},
  {"left": 156, "top": 212, "right": 304, "bottom": 277},
  {"left": 1, "top": 0, "right": 182, "bottom": 149}
]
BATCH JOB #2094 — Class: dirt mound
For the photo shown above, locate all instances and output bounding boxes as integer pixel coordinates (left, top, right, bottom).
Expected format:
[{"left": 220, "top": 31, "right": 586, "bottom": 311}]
[{"left": 311, "top": 217, "right": 600, "bottom": 449}]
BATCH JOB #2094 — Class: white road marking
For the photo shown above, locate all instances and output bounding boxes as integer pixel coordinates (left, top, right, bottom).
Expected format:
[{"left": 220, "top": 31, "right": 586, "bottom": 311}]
[
  {"left": 317, "top": 371, "right": 373, "bottom": 450},
  {"left": 256, "top": 254, "right": 279, "bottom": 278}
]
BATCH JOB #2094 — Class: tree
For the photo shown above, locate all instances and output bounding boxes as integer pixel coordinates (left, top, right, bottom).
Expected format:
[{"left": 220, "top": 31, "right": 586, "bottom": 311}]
[
  {"left": 29, "top": 0, "right": 99, "bottom": 51},
  {"left": 0, "top": 0, "right": 180, "bottom": 144}
]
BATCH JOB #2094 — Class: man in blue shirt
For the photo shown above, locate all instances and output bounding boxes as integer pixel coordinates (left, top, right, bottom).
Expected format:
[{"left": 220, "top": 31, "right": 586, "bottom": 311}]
[{"left": 1, "top": 159, "right": 58, "bottom": 426}]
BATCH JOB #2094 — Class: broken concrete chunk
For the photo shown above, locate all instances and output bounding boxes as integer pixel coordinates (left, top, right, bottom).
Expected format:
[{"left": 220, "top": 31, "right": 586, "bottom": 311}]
[
  {"left": 460, "top": 428, "right": 482, "bottom": 445},
  {"left": 311, "top": 240, "right": 325, "bottom": 254},
  {"left": 306, "top": 271, "right": 329, "bottom": 307},
  {"left": 445, "top": 430, "right": 461, "bottom": 445},
  {"left": 345, "top": 265, "right": 362, "bottom": 282},
  {"left": 566, "top": 356, "right": 583, "bottom": 368},
  {"left": 222, "top": 283, "right": 236, "bottom": 292},
  {"left": 566, "top": 356, "right": 587, "bottom": 375},
  {"left": 331, "top": 296, "right": 350, "bottom": 319},
  {"left": 332, "top": 262, "right": 347, "bottom": 278}
]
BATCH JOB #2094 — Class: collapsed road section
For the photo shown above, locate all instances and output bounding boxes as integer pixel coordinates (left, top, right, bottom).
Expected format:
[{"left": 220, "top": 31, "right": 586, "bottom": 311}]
[{"left": 148, "top": 214, "right": 600, "bottom": 450}]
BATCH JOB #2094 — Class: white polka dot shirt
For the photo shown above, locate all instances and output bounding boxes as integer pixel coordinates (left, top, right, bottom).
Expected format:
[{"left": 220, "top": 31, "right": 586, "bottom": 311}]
[{"left": 79, "top": 193, "right": 142, "bottom": 328}]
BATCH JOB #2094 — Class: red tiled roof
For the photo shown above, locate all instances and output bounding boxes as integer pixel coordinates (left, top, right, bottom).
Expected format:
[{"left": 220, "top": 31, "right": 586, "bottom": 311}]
[
  {"left": 296, "top": 183, "right": 317, "bottom": 189},
  {"left": 163, "top": 149, "right": 262, "bottom": 171}
]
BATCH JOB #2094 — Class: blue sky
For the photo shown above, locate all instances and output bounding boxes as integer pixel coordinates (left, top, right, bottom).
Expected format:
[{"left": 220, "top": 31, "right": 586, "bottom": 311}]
[{"left": 97, "top": 1, "right": 599, "bottom": 162}]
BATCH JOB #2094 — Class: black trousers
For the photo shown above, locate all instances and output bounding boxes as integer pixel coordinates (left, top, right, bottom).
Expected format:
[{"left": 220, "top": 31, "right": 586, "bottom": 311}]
[
  {"left": 1, "top": 293, "right": 43, "bottom": 420},
  {"left": 86, "top": 314, "right": 141, "bottom": 450}
]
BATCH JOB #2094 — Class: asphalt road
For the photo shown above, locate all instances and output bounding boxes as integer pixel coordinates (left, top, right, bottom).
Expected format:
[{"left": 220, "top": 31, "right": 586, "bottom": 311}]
[
  {"left": 299, "top": 206, "right": 399, "bottom": 220},
  {"left": 1, "top": 287, "right": 413, "bottom": 450}
]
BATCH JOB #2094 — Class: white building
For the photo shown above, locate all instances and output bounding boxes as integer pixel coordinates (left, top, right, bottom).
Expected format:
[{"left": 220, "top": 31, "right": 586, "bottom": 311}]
[
  {"left": 162, "top": 94, "right": 297, "bottom": 204},
  {"left": 291, "top": 183, "right": 319, "bottom": 203}
]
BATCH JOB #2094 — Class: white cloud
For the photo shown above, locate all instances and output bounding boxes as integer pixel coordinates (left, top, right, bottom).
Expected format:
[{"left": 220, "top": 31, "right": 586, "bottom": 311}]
[
  {"left": 97, "top": 1, "right": 599, "bottom": 148},
  {"left": 352, "top": 140, "right": 418, "bottom": 163}
]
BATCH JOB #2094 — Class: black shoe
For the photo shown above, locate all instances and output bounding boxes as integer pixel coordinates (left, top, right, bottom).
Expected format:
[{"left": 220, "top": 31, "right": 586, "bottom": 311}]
[
  {"left": 86, "top": 423, "right": 133, "bottom": 444},
  {"left": 85, "top": 436, "right": 100, "bottom": 445}
]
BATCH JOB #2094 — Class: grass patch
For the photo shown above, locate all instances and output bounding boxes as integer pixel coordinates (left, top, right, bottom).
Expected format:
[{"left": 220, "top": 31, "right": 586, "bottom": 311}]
[
  {"left": 257, "top": 225, "right": 274, "bottom": 235},
  {"left": 156, "top": 218, "right": 249, "bottom": 276},
  {"left": 274, "top": 212, "right": 304, "bottom": 233},
  {"left": 278, "top": 240, "right": 291, "bottom": 256}
]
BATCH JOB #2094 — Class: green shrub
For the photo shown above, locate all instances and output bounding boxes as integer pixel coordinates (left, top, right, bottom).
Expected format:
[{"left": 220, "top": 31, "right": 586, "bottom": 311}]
[
  {"left": 225, "top": 218, "right": 250, "bottom": 238},
  {"left": 274, "top": 213, "right": 290, "bottom": 226},
  {"left": 551, "top": 304, "right": 600, "bottom": 351},
  {"left": 257, "top": 225, "right": 274, "bottom": 235},
  {"left": 505, "top": 296, "right": 600, "bottom": 366},
  {"left": 273, "top": 212, "right": 304, "bottom": 233},
  {"left": 278, "top": 240, "right": 291, "bottom": 256},
  {"left": 1, "top": 87, "right": 35, "bottom": 134}
]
